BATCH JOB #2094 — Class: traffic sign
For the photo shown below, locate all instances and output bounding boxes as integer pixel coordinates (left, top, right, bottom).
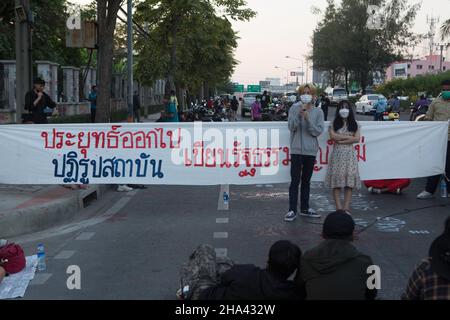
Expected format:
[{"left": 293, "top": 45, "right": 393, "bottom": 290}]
[
  {"left": 247, "top": 85, "right": 261, "bottom": 92},
  {"left": 233, "top": 84, "right": 245, "bottom": 93}
]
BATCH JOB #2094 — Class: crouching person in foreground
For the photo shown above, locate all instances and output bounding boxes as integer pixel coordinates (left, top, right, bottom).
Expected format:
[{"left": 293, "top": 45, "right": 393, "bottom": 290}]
[
  {"left": 296, "top": 211, "right": 377, "bottom": 300},
  {"left": 178, "top": 241, "right": 305, "bottom": 300}
]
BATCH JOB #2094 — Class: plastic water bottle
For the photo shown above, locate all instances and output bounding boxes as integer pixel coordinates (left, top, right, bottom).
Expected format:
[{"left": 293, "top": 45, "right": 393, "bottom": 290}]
[
  {"left": 37, "top": 244, "right": 46, "bottom": 271},
  {"left": 223, "top": 192, "right": 229, "bottom": 206},
  {"left": 441, "top": 179, "right": 448, "bottom": 198}
]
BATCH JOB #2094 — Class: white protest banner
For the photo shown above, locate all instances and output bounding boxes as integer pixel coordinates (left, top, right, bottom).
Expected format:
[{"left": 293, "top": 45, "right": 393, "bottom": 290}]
[{"left": 0, "top": 121, "right": 447, "bottom": 185}]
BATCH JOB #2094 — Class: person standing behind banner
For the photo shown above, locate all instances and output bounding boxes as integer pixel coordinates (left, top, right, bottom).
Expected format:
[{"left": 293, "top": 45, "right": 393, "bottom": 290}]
[
  {"left": 133, "top": 91, "right": 141, "bottom": 123},
  {"left": 325, "top": 100, "right": 361, "bottom": 214},
  {"left": 88, "top": 85, "right": 97, "bottom": 123},
  {"left": 285, "top": 84, "right": 324, "bottom": 222},
  {"left": 417, "top": 79, "right": 450, "bottom": 199},
  {"left": 230, "top": 96, "right": 239, "bottom": 121},
  {"left": 163, "top": 94, "right": 179, "bottom": 122},
  {"left": 24, "top": 78, "right": 56, "bottom": 124},
  {"left": 170, "top": 90, "right": 179, "bottom": 112},
  {"left": 319, "top": 93, "right": 331, "bottom": 121},
  {"left": 251, "top": 96, "right": 262, "bottom": 121}
]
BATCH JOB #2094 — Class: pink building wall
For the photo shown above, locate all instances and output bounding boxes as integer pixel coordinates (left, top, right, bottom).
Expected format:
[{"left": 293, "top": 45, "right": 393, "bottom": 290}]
[{"left": 386, "top": 55, "right": 450, "bottom": 82}]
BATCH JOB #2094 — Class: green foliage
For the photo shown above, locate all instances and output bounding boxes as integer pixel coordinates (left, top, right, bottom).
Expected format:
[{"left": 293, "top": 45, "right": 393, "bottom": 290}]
[
  {"left": 134, "top": 0, "right": 255, "bottom": 94},
  {"left": 312, "top": 0, "right": 420, "bottom": 91},
  {"left": 377, "top": 71, "right": 450, "bottom": 98},
  {"left": 0, "top": 0, "right": 95, "bottom": 66}
]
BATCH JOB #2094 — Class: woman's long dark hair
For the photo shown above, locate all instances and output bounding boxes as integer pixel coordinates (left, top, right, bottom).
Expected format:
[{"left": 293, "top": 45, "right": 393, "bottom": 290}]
[{"left": 333, "top": 100, "right": 358, "bottom": 133}]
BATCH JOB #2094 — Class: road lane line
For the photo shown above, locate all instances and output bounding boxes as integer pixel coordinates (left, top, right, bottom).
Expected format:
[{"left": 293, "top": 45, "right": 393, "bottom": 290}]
[
  {"left": 30, "top": 273, "right": 52, "bottom": 285},
  {"left": 215, "top": 248, "right": 228, "bottom": 258},
  {"left": 216, "top": 218, "right": 229, "bottom": 224},
  {"left": 75, "top": 232, "right": 95, "bottom": 241},
  {"left": 54, "top": 250, "right": 76, "bottom": 260},
  {"left": 214, "top": 232, "right": 228, "bottom": 239}
]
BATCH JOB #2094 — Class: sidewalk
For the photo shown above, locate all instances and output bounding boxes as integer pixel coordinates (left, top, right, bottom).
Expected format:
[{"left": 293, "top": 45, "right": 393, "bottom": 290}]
[{"left": 0, "top": 184, "right": 111, "bottom": 238}]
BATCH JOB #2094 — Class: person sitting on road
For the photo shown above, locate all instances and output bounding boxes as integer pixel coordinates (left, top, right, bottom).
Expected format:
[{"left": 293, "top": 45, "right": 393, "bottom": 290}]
[
  {"left": 364, "top": 179, "right": 411, "bottom": 195},
  {"left": 295, "top": 211, "right": 377, "bottom": 300},
  {"left": 0, "top": 239, "right": 8, "bottom": 285},
  {"left": 402, "top": 216, "right": 450, "bottom": 300},
  {"left": 199, "top": 240, "right": 305, "bottom": 300}
]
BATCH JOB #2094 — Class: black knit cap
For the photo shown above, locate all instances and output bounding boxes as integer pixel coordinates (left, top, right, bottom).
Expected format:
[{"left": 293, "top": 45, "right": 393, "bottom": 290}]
[{"left": 323, "top": 210, "right": 355, "bottom": 239}]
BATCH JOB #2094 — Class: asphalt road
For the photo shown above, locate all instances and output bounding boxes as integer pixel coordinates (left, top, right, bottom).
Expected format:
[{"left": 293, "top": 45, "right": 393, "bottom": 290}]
[
  {"left": 15, "top": 105, "right": 449, "bottom": 300},
  {"left": 16, "top": 178, "right": 449, "bottom": 300}
]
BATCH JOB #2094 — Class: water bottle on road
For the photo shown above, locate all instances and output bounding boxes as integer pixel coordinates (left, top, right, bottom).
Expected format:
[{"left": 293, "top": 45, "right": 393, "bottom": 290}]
[
  {"left": 37, "top": 244, "right": 46, "bottom": 271},
  {"left": 223, "top": 192, "right": 229, "bottom": 206},
  {"left": 440, "top": 179, "right": 448, "bottom": 198}
]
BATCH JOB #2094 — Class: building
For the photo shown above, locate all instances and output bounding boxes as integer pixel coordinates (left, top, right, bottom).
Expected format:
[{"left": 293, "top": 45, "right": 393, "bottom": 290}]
[
  {"left": 385, "top": 54, "right": 450, "bottom": 82},
  {"left": 265, "top": 78, "right": 281, "bottom": 87},
  {"left": 313, "top": 69, "right": 328, "bottom": 88}
]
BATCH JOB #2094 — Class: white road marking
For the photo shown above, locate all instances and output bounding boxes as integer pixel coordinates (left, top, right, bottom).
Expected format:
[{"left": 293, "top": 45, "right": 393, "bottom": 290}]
[
  {"left": 217, "top": 185, "right": 230, "bottom": 211},
  {"left": 54, "top": 250, "right": 75, "bottom": 259},
  {"left": 215, "top": 248, "right": 228, "bottom": 258},
  {"left": 75, "top": 232, "right": 95, "bottom": 241},
  {"left": 214, "top": 232, "right": 229, "bottom": 239},
  {"left": 30, "top": 273, "right": 52, "bottom": 285},
  {"left": 409, "top": 230, "right": 430, "bottom": 234},
  {"left": 13, "top": 194, "right": 136, "bottom": 244},
  {"left": 216, "top": 218, "right": 229, "bottom": 224}
]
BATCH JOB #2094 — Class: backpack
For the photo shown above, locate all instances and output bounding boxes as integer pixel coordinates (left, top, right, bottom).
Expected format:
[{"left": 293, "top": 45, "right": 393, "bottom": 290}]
[{"left": 0, "top": 243, "right": 26, "bottom": 274}]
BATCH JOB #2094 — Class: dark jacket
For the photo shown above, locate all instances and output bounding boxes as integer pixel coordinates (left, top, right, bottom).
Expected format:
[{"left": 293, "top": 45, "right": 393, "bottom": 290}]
[
  {"left": 200, "top": 264, "right": 305, "bottom": 300},
  {"left": 296, "top": 239, "right": 377, "bottom": 300},
  {"left": 24, "top": 90, "right": 56, "bottom": 124},
  {"left": 133, "top": 94, "right": 140, "bottom": 110}
]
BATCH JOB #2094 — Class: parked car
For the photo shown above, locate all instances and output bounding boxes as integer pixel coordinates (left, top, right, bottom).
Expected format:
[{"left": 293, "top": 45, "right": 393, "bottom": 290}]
[
  {"left": 241, "top": 92, "right": 261, "bottom": 117},
  {"left": 355, "top": 94, "right": 386, "bottom": 114},
  {"left": 325, "top": 87, "right": 348, "bottom": 105}
]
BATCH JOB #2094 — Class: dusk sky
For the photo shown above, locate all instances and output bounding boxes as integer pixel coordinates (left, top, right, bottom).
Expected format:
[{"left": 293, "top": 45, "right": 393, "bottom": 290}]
[{"left": 72, "top": 0, "right": 450, "bottom": 85}]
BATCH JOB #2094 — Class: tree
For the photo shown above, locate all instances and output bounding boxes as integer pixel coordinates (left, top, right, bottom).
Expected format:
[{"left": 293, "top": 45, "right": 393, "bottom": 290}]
[
  {"left": 134, "top": 0, "right": 255, "bottom": 96},
  {"left": 312, "top": 0, "right": 420, "bottom": 93},
  {"left": 96, "top": 0, "right": 124, "bottom": 122},
  {"left": 442, "top": 18, "right": 450, "bottom": 40}
]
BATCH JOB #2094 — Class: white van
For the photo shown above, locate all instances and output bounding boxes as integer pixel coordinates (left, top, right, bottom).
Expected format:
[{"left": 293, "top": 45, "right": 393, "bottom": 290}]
[{"left": 325, "top": 87, "right": 348, "bottom": 105}]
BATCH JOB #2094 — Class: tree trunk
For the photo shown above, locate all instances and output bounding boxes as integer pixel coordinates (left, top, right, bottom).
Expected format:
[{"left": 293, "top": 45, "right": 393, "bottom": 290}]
[
  {"left": 166, "top": 17, "right": 179, "bottom": 95},
  {"left": 344, "top": 69, "right": 349, "bottom": 95},
  {"left": 96, "top": 0, "right": 122, "bottom": 123}
]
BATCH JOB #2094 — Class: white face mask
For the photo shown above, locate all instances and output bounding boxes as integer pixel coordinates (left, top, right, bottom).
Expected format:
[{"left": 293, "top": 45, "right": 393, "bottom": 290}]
[
  {"left": 339, "top": 108, "right": 350, "bottom": 119},
  {"left": 300, "top": 94, "right": 313, "bottom": 104}
]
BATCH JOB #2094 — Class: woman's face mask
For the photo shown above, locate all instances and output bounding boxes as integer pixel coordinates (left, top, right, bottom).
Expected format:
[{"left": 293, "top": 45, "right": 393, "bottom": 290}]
[
  {"left": 339, "top": 107, "right": 350, "bottom": 119},
  {"left": 300, "top": 94, "right": 313, "bottom": 104}
]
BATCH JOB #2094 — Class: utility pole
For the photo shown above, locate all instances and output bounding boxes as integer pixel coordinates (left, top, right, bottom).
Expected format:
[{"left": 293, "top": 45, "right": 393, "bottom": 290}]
[
  {"left": 126, "top": 0, "right": 134, "bottom": 123},
  {"left": 437, "top": 43, "right": 450, "bottom": 72},
  {"left": 426, "top": 15, "right": 439, "bottom": 59},
  {"left": 15, "top": 0, "right": 32, "bottom": 124}
]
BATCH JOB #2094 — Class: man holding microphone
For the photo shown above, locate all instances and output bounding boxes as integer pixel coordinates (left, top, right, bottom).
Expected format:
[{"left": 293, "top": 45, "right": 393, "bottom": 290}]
[{"left": 285, "top": 85, "right": 325, "bottom": 222}]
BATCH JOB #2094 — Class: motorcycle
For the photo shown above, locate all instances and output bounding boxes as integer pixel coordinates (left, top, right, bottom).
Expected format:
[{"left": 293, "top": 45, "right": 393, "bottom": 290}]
[{"left": 410, "top": 102, "right": 429, "bottom": 122}]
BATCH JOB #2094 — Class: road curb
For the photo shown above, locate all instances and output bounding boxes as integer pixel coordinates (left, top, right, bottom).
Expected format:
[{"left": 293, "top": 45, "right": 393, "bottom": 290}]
[{"left": 0, "top": 185, "right": 114, "bottom": 238}]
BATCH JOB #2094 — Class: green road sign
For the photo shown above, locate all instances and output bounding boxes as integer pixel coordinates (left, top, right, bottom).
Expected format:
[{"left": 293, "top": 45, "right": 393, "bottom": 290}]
[
  {"left": 247, "top": 85, "right": 261, "bottom": 92},
  {"left": 233, "top": 84, "right": 245, "bottom": 92}
]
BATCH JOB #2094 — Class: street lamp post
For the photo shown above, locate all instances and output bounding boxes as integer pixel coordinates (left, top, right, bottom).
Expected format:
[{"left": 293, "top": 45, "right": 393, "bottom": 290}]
[
  {"left": 274, "top": 66, "right": 289, "bottom": 88},
  {"left": 286, "top": 56, "right": 304, "bottom": 85}
]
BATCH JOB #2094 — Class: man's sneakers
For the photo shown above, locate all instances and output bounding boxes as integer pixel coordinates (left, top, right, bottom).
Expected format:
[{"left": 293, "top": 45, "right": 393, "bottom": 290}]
[
  {"left": 284, "top": 211, "right": 297, "bottom": 222},
  {"left": 117, "top": 185, "right": 133, "bottom": 192},
  {"left": 285, "top": 208, "right": 321, "bottom": 222},
  {"left": 299, "top": 208, "right": 322, "bottom": 219},
  {"left": 368, "top": 187, "right": 382, "bottom": 194},
  {"left": 417, "top": 191, "right": 434, "bottom": 199}
]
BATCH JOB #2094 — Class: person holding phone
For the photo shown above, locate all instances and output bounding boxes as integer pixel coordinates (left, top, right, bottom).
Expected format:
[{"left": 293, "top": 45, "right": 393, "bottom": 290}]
[
  {"left": 24, "top": 78, "right": 56, "bottom": 124},
  {"left": 285, "top": 84, "right": 324, "bottom": 222}
]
